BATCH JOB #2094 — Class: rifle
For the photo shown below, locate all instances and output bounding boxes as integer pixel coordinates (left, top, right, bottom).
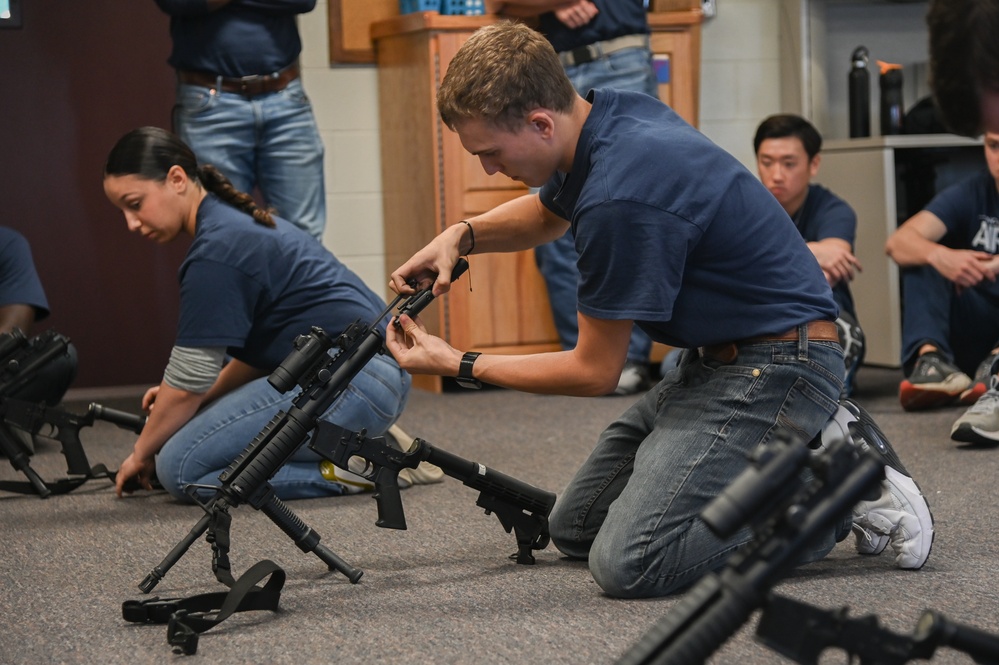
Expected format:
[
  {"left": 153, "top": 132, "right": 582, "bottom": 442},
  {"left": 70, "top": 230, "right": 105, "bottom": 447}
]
[
  {"left": 138, "top": 259, "right": 471, "bottom": 594},
  {"left": 754, "top": 593, "right": 999, "bottom": 664},
  {"left": 0, "top": 328, "right": 146, "bottom": 497},
  {"left": 615, "top": 428, "right": 886, "bottom": 665},
  {"left": 309, "top": 423, "right": 555, "bottom": 564}
]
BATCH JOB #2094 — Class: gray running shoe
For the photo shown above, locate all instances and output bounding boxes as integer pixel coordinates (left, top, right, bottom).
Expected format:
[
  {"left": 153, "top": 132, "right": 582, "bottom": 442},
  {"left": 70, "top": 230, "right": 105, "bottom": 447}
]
[
  {"left": 951, "top": 375, "right": 999, "bottom": 446},
  {"left": 899, "top": 352, "right": 971, "bottom": 411},
  {"left": 959, "top": 352, "right": 999, "bottom": 405}
]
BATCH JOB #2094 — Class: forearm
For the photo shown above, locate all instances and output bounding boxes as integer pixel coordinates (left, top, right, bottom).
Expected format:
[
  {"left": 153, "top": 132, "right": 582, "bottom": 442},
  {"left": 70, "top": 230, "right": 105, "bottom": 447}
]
[
  {"left": 464, "top": 193, "right": 569, "bottom": 254},
  {"left": 201, "top": 359, "right": 268, "bottom": 406},
  {"left": 0, "top": 304, "right": 35, "bottom": 335},
  {"left": 885, "top": 229, "right": 944, "bottom": 267},
  {"left": 472, "top": 349, "right": 621, "bottom": 396},
  {"left": 132, "top": 383, "right": 206, "bottom": 460}
]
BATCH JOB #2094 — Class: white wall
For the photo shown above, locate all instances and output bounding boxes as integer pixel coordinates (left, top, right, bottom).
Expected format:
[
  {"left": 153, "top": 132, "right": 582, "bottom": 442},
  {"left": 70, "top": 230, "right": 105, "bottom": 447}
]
[{"left": 298, "top": 0, "right": 785, "bottom": 297}]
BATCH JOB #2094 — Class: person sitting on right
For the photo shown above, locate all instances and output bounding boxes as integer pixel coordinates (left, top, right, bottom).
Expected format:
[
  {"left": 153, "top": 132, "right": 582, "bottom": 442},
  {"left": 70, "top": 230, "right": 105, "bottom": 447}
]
[{"left": 885, "top": 131, "right": 999, "bottom": 416}]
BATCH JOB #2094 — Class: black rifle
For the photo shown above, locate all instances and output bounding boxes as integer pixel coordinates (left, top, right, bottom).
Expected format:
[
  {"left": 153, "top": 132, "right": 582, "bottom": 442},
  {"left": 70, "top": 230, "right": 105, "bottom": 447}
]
[
  {"left": 615, "top": 423, "right": 999, "bottom": 664},
  {"left": 138, "top": 260, "right": 469, "bottom": 594},
  {"left": 309, "top": 424, "right": 555, "bottom": 564},
  {"left": 615, "top": 428, "right": 886, "bottom": 665},
  {"left": 754, "top": 593, "right": 999, "bottom": 664},
  {"left": 0, "top": 329, "right": 146, "bottom": 497}
]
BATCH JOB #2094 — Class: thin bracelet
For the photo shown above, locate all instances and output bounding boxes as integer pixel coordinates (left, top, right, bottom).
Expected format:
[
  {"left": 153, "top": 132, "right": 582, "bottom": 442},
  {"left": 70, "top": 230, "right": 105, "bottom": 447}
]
[{"left": 460, "top": 220, "right": 475, "bottom": 255}]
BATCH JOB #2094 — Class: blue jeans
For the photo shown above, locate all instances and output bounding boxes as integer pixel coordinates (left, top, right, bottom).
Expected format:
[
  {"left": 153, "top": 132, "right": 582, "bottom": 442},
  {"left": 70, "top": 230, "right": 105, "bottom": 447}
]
[
  {"left": 549, "top": 335, "right": 846, "bottom": 598},
  {"left": 900, "top": 265, "right": 999, "bottom": 375},
  {"left": 535, "top": 45, "right": 659, "bottom": 363},
  {"left": 155, "top": 352, "right": 411, "bottom": 502},
  {"left": 173, "top": 77, "right": 327, "bottom": 241}
]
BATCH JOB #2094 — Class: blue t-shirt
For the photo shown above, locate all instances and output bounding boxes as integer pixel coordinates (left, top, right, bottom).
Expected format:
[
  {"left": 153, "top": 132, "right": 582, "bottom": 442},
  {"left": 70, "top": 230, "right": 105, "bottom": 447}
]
[
  {"left": 924, "top": 168, "right": 999, "bottom": 298},
  {"left": 176, "top": 195, "right": 387, "bottom": 371},
  {"left": 155, "top": 0, "right": 315, "bottom": 76},
  {"left": 539, "top": 0, "right": 649, "bottom": 54},
  {"left": 0, "top": 227, "right": 49, "bottom": 320},
  {"left": 538, "top": 90, "right": 837, "bottom": 348},
  {"left": 793, "top": 184, "right": 857, "bottom": 319}
]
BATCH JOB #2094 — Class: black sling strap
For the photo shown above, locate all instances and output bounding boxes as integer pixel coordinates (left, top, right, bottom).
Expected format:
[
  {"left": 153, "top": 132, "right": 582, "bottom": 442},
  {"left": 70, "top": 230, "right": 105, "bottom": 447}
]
[{"left": 122, "top": 559, "right": 286, "bottom": 655}]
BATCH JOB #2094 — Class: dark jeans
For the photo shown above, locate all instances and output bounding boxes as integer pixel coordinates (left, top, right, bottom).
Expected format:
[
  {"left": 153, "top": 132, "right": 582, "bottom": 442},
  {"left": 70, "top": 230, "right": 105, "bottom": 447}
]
[{"left": 900, "top": 265, "right": 999, "bottom": 375}]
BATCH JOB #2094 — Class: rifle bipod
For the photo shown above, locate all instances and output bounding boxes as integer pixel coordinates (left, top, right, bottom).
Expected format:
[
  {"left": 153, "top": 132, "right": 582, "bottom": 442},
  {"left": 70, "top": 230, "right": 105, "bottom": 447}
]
[{"left": 139, "top": 483, "right": 362, "bottom": 594}]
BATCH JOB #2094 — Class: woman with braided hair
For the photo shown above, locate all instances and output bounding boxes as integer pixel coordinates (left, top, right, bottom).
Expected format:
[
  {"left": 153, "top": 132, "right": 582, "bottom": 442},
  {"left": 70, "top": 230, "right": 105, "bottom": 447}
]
[{"left": 102, "top": 126, "right": 412, "bottom": 502}]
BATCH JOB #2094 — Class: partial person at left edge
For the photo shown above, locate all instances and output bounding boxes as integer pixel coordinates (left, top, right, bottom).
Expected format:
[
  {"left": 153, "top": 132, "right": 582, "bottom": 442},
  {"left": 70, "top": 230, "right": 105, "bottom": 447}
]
[
  {"left": 0, "top": 227, "right": 79, "bottom": 452},
  {"left": 154, "top": 0, "right": 327, "bottom": 241}
]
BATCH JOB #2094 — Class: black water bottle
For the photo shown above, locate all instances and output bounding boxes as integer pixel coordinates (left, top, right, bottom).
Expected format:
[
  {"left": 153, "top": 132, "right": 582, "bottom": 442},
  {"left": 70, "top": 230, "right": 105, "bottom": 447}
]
[
  {"left": 879, "top": 60, "right": 904, "bottom": 136},
  {"left": 848, "top": 46, "right": 870, "bottom": 138}
]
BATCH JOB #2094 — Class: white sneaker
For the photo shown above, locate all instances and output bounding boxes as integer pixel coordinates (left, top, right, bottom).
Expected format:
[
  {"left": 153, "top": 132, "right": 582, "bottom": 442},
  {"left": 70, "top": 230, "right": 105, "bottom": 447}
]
[
  {"left": 386, "top": 424, "right": 444, "bottom": 486},
  {"left": 819, "top": 399, "right": 934, "bottom": 569}
]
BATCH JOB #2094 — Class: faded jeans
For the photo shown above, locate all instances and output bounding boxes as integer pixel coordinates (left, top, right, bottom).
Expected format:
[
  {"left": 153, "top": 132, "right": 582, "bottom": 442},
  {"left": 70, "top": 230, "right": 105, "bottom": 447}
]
[
  {"left": 549, "top": 334, "right": 846, "bottom": 598},
  {"left": 173, "top": 77, "right": 327, "bottom": 241},
  {"left": 155, "top": 352, "right": 410, "bottom": 502}
]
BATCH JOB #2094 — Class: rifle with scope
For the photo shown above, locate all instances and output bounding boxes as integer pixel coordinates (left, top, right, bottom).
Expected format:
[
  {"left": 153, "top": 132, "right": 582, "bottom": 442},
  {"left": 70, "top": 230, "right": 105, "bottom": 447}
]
[
  {"left": 139, "top": 259, "right": 502, "bottom": 594},
  {"left": 615, "top": 425, "right": 999, "bottom": 664},
  {"left": 0, "top": 328, "right": 146, "bottom": 497}
]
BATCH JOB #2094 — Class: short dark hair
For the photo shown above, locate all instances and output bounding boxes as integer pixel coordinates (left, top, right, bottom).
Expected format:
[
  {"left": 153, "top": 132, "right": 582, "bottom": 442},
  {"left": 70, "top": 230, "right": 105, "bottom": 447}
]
[
  {"left": 927, "top": 0, "right": 999, "bottom": 137},
  {"left": 753, "top": 114, "right": 822, "bottom": 159}
]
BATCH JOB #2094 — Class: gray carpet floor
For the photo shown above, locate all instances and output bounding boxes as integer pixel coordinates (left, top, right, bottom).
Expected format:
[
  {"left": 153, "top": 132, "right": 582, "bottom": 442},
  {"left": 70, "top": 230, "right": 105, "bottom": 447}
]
[{"left": 2, "top": 365, "right": 998, "bottom": 664}]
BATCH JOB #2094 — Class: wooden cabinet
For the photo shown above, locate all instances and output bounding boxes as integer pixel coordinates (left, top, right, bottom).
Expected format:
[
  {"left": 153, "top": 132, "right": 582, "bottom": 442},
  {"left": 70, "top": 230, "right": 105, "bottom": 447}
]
[{"left": 373, "top": 11, "right": 703, "bottom": 391}]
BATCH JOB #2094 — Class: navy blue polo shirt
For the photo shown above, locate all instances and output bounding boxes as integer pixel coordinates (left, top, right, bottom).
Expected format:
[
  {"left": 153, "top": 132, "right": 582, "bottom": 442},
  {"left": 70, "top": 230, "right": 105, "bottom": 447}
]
[
  {"left": 177, "top": 195, "right": 386, "bottom": 371},
  {"left": 539, "top": 89, "right": 837, "bottom": 348},
  {"left": 793, "top": 184, "right": 857, "bottom": 319},
  {"left": 0, "top": 227, "right": 49, "bottom": 320},
  {"left": 539, "top": 0, "right": 649, "bottom": 54}
]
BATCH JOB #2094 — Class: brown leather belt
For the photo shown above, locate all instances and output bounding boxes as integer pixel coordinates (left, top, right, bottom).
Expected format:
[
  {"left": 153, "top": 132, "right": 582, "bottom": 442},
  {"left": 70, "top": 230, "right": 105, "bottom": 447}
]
[
  {"left": 701, "top": 320, "right": 840, "bottom": 363},
  {"left": 177, "top": 63, "right": 300, "bottom": 97}
]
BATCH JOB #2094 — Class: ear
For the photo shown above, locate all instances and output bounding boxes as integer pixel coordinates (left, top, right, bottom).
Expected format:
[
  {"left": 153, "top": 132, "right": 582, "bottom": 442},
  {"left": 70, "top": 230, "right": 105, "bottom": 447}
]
[
  {"left": 526, "top": 110, "right": 556, "bottom": 140},
  {"left": 809, "top": 153, "right": 821, "bottom": 178},
  {"left": 165, "top": 164, "right": 189, "bottom": 192}
]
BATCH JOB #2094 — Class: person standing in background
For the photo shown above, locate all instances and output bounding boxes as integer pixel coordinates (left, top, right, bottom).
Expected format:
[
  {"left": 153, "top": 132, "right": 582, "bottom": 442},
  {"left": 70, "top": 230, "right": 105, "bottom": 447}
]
[
  {"left": 487, "top": 0, "right": 658, "bottom": 395},
  {"left": 154, "top": 0, "right": 327, "bottom": 241}
]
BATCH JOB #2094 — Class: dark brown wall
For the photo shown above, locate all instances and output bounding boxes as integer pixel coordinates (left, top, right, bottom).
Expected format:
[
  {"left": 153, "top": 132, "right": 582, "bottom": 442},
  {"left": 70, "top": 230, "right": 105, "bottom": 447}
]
[{"left": 0, "top": 0, "right": 189, "bottom": 388}]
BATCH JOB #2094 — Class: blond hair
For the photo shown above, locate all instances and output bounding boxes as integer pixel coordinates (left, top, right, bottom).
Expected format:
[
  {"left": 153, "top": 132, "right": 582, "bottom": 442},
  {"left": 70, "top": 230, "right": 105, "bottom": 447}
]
[{"left": 437, "top": 21, "right": 576, "bottom": 132}]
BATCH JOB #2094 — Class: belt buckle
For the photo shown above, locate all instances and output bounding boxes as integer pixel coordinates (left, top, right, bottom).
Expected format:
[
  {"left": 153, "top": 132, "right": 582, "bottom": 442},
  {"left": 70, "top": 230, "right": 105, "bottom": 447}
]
[{"left": 569, "top": 45, "right": 595, "bottom": 66}]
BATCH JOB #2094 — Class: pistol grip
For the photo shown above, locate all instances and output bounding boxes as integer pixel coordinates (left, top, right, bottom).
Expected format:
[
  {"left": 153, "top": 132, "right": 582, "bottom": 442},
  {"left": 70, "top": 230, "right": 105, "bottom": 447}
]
[{"left": 373, "top": 468, "right": 407, "bottom": 530}]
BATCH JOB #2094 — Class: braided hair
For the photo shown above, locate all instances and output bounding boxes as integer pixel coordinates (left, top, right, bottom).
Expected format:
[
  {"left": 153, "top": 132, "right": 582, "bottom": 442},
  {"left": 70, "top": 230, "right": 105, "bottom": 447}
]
[{"left": 104, "top": 126, "right": 276, "bottom": 228}]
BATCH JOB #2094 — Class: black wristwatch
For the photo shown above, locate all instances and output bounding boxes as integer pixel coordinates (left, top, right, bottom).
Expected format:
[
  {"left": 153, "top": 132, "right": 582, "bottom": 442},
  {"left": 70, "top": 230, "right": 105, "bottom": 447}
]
[{"left": 455, "top": 351, "right": 482, "bottom": 389}]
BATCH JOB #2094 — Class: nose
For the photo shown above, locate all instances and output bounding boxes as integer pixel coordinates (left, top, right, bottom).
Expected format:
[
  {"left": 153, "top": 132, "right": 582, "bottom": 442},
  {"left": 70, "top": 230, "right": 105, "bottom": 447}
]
[
  {"left": 125, "top": 212, "right": 142, "bottom": 232},
  {"left": 479, "top": 156, "right": 501, "bottom": 176}
]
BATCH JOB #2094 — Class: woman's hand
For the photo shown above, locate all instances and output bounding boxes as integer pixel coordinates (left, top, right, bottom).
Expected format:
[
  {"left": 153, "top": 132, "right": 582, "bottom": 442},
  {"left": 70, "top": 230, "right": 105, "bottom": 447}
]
[
  {"left": 142, "top": 385, "right": 159, "bottom": 413},
  {"left": 115, "top": 450, "right": 155, "bottom": 497}
]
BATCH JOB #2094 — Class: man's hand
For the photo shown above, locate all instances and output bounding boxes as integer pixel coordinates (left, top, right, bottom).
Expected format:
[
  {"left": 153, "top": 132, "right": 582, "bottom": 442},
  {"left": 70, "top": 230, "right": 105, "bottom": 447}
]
[
  {"left": 554, "top": 0, "right": 598, "bottom": 28},
  {"left": 389, "top": 223, "right": 468, "bottom": 297},
  {"left": 809, "top": 240, "right": 862, "bottom": 286},
  {"left": 385, "top": 313, "right": 463, "bottom": 376},
  {"left": 115, "top": 450, "right": 155, "bottom": 497},
  {"left": 928, "top": 246, "right": 999, "bottom": 288}
]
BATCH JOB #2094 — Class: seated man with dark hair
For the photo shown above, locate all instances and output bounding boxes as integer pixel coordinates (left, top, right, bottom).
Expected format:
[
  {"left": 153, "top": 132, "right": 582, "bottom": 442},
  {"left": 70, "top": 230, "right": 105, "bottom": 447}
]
[{"left": 754, "top": 114, "right": 865, "bottom": 395}]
